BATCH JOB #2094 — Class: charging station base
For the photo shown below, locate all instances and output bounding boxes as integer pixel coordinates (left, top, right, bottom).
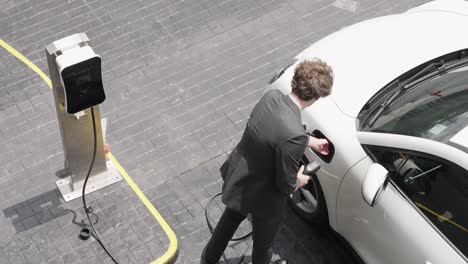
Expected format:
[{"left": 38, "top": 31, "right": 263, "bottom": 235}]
[{"left": 56, "top": 159, "right": 123, "bottom": 202}]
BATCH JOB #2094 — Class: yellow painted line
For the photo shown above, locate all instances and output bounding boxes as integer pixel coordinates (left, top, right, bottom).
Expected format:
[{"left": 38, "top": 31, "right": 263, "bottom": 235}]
[
  {"left": 0, "top": 39, "right": 178, "bottom": 263},
  {"left": 0, "top": 39, "right": 52, "bottom": 88},
  {"left": 416, "top": 202, "right": 468, "bottom": 232},
  {"left": 108, "top": 152, "right": 178, "bottom": 264}
]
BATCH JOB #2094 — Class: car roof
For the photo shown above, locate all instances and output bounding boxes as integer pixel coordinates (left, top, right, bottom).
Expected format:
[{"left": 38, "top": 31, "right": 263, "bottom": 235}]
[{"left": 295, "top": 9, "right": 468, "bottom": 117}]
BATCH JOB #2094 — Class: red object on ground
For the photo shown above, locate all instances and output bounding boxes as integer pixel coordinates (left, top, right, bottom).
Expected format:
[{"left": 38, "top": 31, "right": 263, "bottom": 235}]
[{"left": 104, "top": 144, "right": 110, "bottom": 154}]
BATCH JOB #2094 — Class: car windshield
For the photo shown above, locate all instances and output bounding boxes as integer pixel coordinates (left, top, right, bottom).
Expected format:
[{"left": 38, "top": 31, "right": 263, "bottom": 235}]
[{"left": 363, "top": 65, "right": 468, "bottom": 151}]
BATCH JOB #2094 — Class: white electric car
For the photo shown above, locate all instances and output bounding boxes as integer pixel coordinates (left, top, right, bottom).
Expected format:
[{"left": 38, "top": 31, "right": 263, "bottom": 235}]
[{"left": 269, "top": 1, "right": 468, "bottom": 263}]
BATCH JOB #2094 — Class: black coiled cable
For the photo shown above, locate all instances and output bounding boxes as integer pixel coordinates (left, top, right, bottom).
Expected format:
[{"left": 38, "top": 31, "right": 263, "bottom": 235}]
[
  {"left": 81, "top": 107, "right": 119, "bottom": 264},
  {"left": 204, "top": 192, "right": 252, "bottom": 264}
]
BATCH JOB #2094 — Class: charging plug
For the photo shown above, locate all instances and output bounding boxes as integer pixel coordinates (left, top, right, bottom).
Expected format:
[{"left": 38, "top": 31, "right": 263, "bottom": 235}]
[{"left": 303, "top": 161, "right": 321, "bottom": 176}]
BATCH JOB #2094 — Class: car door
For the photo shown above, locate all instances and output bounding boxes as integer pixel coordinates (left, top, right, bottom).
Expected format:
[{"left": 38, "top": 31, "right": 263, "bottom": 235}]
[{"left": 336, "top": 132, "right": 468, "bottom": 264}]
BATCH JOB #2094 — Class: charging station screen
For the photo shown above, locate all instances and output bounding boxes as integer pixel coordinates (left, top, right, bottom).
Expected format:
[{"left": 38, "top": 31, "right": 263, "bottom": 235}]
[{"left": 61, "top": 57, "right": 106, "bottom": 114}]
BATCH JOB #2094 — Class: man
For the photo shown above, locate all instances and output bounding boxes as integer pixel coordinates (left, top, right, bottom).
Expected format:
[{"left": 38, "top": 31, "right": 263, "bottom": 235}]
[{"left": 201, "top": 59, "right": 334, "bottom": 264}]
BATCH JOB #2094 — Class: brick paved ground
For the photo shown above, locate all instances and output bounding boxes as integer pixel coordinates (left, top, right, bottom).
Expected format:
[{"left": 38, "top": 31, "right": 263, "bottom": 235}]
[{"left": 0, "top": 0, "right": 425, "bottom": 263}]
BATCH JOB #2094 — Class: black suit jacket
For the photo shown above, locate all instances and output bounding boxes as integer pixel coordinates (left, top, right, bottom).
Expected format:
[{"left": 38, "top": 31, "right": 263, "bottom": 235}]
[{"left": 221, "top": 89, "right": 308, "bottom": 217}]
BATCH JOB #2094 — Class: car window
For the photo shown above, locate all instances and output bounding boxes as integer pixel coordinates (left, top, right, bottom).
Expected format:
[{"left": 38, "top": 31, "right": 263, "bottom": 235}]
[
  {"left": 365, "top": 145, "right": 468, "bottom": 257},
  {"left": 362, "top": 65, "right": 468, "bottom": 149}
]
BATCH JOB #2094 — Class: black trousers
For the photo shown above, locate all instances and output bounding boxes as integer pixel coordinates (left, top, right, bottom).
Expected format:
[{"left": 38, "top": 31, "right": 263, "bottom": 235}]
[{"left": 203, "top": 207, "right": 282, "bottom": 264}]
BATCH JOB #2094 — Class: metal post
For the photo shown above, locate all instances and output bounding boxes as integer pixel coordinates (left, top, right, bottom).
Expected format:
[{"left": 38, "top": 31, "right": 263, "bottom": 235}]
[{"left": 46, "top": 33, "right": 122, "bottom": 202}]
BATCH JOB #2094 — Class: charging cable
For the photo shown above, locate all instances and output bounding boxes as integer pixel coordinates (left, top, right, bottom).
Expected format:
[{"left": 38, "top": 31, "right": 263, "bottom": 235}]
[
  {"left": 204, "top": 192, "right": 252, "bottom": 264},
  {"left": 80, "top": 107, "right": 119, "bottom": 264}
]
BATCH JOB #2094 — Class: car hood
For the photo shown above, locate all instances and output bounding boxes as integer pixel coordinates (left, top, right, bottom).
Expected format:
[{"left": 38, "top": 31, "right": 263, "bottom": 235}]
[
  {"left": 407, "top": 0, "right": 468, "bottom": 16},
  {"left": 294, "top": 4, "right": 468, "bottom": 117}
]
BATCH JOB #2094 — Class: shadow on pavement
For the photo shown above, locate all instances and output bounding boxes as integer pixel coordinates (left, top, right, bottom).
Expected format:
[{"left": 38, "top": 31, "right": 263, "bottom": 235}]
[
  {"left": 274, "top": 205, "right": 364, "bottom": 264},
  {"left": 2, "top": 188, "right": 81, "bottom": 234}
]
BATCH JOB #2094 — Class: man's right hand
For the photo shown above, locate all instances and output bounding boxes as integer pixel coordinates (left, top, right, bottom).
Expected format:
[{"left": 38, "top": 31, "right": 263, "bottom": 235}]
[
  {"left": 308, "top": 136, "right": 330, "bottom": 156},
  {"left": 296, "top": 165, "right": 311, "bottom": 189}
]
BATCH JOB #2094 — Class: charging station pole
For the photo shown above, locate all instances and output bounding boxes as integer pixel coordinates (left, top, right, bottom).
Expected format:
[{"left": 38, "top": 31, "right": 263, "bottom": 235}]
[{"left": 46, "top": 33, "right": 122, "bottom": 202}]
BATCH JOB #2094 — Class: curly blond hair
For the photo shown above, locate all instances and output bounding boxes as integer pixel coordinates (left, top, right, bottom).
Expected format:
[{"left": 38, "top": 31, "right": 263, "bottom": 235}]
[{"left": 291, "top": 59, "right": 334, "bottom": 101}]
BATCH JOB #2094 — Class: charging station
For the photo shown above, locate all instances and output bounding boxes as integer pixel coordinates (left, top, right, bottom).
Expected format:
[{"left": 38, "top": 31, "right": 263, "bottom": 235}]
[{"left": 46, "top": 33, "right": 122, "bottom": 202}]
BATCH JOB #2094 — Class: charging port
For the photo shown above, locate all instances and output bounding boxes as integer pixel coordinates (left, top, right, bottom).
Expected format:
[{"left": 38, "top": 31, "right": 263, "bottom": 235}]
[{"left": 308, "top": 130, "right": 335, "bottom": 163}]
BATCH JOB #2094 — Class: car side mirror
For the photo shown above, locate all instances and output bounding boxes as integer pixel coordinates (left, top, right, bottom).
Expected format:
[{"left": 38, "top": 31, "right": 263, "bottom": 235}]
[{"left": 362, "top": 163, "right": 390, "bottom": 207}]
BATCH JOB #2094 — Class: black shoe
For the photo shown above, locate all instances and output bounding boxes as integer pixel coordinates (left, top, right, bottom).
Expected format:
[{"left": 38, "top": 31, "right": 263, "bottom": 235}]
[{"left": 272, "top": 259, "right": 288, "bottom": 264}]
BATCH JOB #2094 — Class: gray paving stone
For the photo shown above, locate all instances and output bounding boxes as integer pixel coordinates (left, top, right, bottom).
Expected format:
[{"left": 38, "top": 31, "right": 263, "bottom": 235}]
[
  {"left": 95, "top": 220, "right": 114, "bottom": 239},
  {"left": 115, "top": 250, "right": 138, "bottom": 264},
  {"left": 118, "top": 225, "right": 144, "bottom": 251},
  {"left": 60, "top": 250, "right": 81, "bottom": 264},
  {"left": 174, "top": 210, "right": 193, "bottom": 225},
  {"left": 105, "top": 237, "right": 129, "bottom": 259},
  {"left": 88, "top": 238, "right": 106, "bottom": 258},
  {"left": 167, "top": 200, "right": 185, "bottom": 215},
  {"left": 36, "top": 240, "right": 60, "bottom": 262},
  {"left": 180, "top": 216, "right": 206, "bottom": 235},
  {"left": 80, "top": 255, "right": 100, "bottom": 264},
  {"left": 50, "top": 237, "right": 74, "bottom": 258},
  {"left": 131, "top": 244, "right": 153, "bottom": 263},
  {"left": 2, "top": 239, "right": 28, "bottom": 264},
  {"left": 131, "top": 218, "right": 156, "bottom": 243},
  {"left": 100, "top": 204, "right": 121, "bottom": 223},
  {"left": 143, "top": 238, "right": 164, "bottom": 261},
  {"left": 36, "top": 209, "right": 54, "bottom": 225},
  {"left": 21, "top": 242, "right": 46, "bottom": 264},
  {"left": 20, "top": 215, "right": 41, "bottom": 231},
  {"left": 0, "top": 248, "right": 11, "bottom": 264}
]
